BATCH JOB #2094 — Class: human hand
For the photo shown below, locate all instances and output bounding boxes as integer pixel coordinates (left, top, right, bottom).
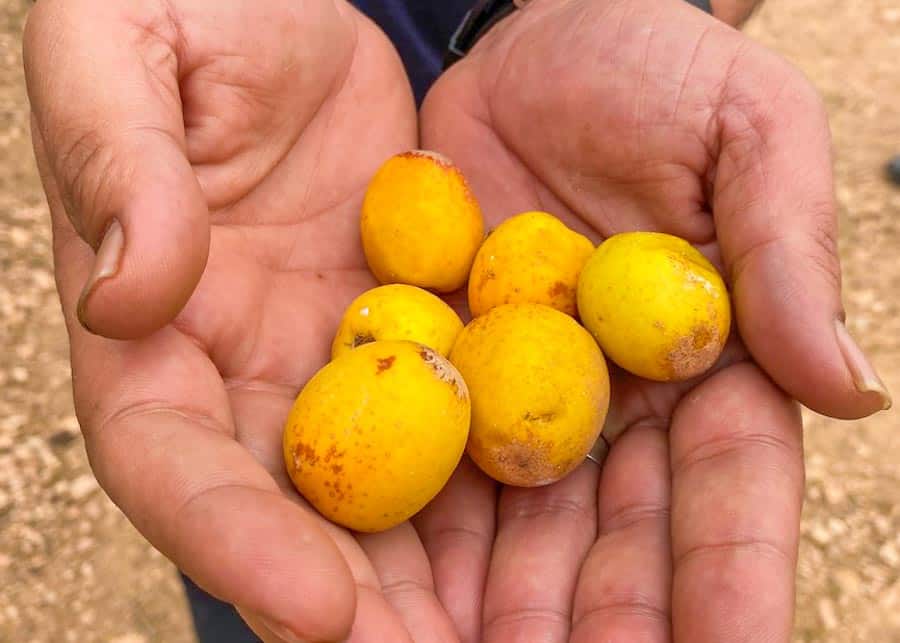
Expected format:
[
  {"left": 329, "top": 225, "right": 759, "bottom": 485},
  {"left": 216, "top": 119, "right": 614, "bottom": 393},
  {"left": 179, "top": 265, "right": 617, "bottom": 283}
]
[
  {"left": 416, "top": 0, "right": 891, "bottom": 641},
  {"left": 25, "top": 1, "right": 459, "bottom": 640}
]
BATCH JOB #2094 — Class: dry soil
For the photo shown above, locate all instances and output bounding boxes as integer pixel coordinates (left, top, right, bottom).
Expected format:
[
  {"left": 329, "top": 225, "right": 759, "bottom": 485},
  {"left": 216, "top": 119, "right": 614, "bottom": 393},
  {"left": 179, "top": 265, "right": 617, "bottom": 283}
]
[{"left": 1, "top": 0, "right": 898, "bottom": 641}]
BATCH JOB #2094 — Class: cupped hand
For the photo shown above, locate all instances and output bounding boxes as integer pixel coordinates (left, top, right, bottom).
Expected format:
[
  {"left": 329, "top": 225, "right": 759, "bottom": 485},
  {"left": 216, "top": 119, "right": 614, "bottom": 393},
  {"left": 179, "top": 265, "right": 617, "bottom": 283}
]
[
  {"left": 25, "top": 1, "right": 459, "bottom": 641},
  {"left": 416, "top": 0, "right": 891, "bottom": 641}
]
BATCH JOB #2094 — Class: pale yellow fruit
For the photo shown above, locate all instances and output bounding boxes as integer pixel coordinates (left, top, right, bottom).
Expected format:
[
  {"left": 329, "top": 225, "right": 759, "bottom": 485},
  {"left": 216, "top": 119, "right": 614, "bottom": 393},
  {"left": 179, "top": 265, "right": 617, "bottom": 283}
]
[
  {"left": 468, "top": 211, "right": 594, "bottom": 317},
  {"left": 577, "top": 231, "right": 731, "bottom": 382},
  {"left": 283, "top": 341, "right": 470, "bottom": 533},
  {"left": 361, "top": 150, "right": 485, "bottom": 293},
  {"left": 331, "top": 284, "right": 463, "bottom": 360},
  {"left": 449, "top": 304, "right": 610, "bottom": 487}
]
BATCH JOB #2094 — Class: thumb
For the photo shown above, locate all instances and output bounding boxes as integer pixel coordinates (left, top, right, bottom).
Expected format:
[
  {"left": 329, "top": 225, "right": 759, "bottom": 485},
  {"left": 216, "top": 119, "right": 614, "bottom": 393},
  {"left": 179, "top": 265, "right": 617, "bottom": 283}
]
[
  {"left": 24, "top": 1, "right": 209, "bottom": 339},
  {"left": 713, "top": 63, "right": 890, "bottom": 419}
]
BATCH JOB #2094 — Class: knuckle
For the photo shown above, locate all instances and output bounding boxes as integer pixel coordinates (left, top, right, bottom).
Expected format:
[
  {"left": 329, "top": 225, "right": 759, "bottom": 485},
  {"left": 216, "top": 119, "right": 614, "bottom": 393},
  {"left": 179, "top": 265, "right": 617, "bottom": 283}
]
[
  {"left": 600, "top": 501, "right": 670, "bottom": 533},
  {"left": 484, "top": 607, "right": 569, "bottom": 634},
  {"left": 573, "top": 591, "right": 669, "bottom": 632},
  {"left": 672, "top": 429, "right": 798, "bottom": 478},
  {"left": 674, "top": 536, "right": 794, "bottom": 571},
  {"left": 379, "top": 577, "right": 433, "bottom": 600},
  {"left": 88, "top": 399, "right": 230, "bottom": 442},
  {"left": 499, "top": 494, "right": 593, "bottom": 523},
  {"left": 806, "top": 204, "right": 842, "bottom": 289},
  {"left": 53, "top": 126, "right": 130, "bottom": 244}
]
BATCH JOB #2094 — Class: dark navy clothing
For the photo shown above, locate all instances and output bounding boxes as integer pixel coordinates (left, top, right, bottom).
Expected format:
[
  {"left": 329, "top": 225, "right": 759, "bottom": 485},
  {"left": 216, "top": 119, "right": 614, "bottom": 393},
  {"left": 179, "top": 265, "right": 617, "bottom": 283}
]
[{"left": 352, "top": 0, "right": 471, "bottom": 104}]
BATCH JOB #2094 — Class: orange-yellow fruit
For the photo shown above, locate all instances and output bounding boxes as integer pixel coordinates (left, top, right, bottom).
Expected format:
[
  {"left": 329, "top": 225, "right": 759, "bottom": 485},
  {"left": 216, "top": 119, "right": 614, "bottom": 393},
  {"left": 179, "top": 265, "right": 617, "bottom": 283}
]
[
  {"left": 467, "top": 211, "right": 594, "bottom": 317},
  {"left": 449, "top": 303, "right": 610, "bottom": 487},
  {"left": 331, "top": 284, "right": 463, "bottom": 359},
  {"left": 577, "top": 231, "right": 731, "bottom": 381},
  {"left": 361, "top": 150, "right": 484, "bottom": 292},
  {"left": 283, "top": 341, "right": 470, "bottom": 533}
]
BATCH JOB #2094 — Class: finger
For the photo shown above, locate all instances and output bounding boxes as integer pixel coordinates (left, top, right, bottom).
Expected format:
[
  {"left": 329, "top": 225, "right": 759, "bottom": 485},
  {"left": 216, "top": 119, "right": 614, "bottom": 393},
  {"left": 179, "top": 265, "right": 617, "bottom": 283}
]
[
  {"left": 482, "top": 463, "right": 599, "bottom": 643},
  {"left": 225, "top": 386, "right": 419, "bottom": 643},
  {"left": 24, "top": 1, "right": 209, "bottom": 338},
  {"left": 713, "top": 56, "right": 890, "bottom": 417},
  {"left": 571, "top": 422, "right": 671, "bottom": 643},
  {"left": 602, "top": 332, "right": 750, "bottom": 445},
  {"left": 357, "top": 523, "right": 459, "bottom": 642},
  {"left": 413, "top": 457, "right": 497, "bottom": 643},
  {"left": 49, "top": 222, "right": 355, "bottom": 643},
  {"left": 239, "top": 608, "right": 316, "bottom": 643},
  {"left": 670, "top": 362, "right": 803, "bottom": 642},
  {"left": 85, "top": 375, "right": 358, "bottom": 643}
]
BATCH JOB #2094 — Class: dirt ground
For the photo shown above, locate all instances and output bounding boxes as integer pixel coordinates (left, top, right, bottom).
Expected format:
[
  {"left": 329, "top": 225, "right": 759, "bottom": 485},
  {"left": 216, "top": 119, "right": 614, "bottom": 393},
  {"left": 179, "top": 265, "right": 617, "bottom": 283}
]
[{"left": 0, "top": 0, "right": 897, "bottom": 641}]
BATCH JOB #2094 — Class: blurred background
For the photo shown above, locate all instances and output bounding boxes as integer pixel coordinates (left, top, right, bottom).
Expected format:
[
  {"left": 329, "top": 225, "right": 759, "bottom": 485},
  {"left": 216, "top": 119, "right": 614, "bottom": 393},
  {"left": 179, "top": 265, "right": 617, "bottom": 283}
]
[{"left": 1, "top": 0, "right": 898, "bottom": 641}]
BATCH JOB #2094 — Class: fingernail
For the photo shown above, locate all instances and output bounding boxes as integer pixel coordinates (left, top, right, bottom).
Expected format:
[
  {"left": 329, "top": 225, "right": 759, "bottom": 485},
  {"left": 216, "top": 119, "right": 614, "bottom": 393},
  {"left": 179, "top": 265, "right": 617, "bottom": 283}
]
[
  {"left": 585, "top": 433, "right": 609, "bottom": 466},
  {"left": 835, "top": 320, "right": 892, "bottom": 410},
  {"left": 259, "top": 617, "right": 309, "bottom": 643},
  {"left": 77, "top": 219, "right": 123, "bottom": 332}
]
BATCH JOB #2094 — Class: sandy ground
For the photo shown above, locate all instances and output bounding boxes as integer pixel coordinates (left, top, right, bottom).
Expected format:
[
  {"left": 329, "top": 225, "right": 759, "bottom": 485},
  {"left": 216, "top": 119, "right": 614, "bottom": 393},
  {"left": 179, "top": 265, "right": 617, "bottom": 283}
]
[{"left": 1, "top": 0, "right": 898, "bottom": 641}]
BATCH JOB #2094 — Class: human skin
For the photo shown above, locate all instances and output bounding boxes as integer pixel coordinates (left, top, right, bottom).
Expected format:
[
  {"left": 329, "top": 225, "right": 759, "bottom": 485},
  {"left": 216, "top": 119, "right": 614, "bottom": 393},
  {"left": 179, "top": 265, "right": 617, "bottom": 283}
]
[
  {"left": 415, "top": 0, "right": 891, "bottom": 642},
  {"left": 24, "top": 1, "right": 452, "bottom": 642},
  {"left": 23, "top": 0, "right": 890, "bottom": 642}
]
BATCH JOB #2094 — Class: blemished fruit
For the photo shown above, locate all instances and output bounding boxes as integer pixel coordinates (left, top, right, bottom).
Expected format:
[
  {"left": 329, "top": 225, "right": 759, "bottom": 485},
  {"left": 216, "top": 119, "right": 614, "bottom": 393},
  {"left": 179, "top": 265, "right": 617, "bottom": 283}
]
[
  {"left": 449, "top": 303, "right": 610, "bottom": 487},
  {"left": 331, "top": 284, "right": 463, "bottom": 360},
  {"left": 360, "top": 150, "right": 484, "bottom": 293},
  {"left": 467, "top": 211, "right": 595, "bottom": 317},
  {"left": 577, "top": 231, "right": 731, "bottom": 382},
  {"left": 283, "top": 341, "right": 470, "bottom": 533}
]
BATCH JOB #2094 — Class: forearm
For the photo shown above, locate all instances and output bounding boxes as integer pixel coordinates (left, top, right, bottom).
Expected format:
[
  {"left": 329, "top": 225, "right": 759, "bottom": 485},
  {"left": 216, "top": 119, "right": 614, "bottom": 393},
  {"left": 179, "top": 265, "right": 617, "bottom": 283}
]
[{"left": 711, "top": 0, "right": 764, "bottom": 27}]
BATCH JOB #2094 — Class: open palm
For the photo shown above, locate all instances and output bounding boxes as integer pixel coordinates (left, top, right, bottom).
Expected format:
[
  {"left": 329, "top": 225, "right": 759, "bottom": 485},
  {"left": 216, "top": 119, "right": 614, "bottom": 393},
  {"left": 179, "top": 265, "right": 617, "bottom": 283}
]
[
  {"left": 416, "top": 0, "right": 886, "bottom": 641},
  {"left": 26, "top": 1, "right": 458, "bottom": 640},
  {"left": 27, "top": 0, "right": 889, "bottom": 642}
]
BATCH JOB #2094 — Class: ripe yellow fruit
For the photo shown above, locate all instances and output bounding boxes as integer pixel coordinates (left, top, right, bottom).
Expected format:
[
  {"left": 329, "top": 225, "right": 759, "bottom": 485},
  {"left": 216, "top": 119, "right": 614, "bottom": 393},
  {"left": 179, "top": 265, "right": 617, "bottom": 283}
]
[
  {"left": 577, "top": 231, "right": 731, "bottom": 382},
  {"left": 283, "top": 341, "right": 470, "bottom": 533},
  {"left": 361, "top": 150, "right": 485, "bottom": 293},
  {"left": 331, "top": 284, "right": 463, "bottom": 360},
  {"left": 449, "top": 304, "right": 610, "bottom": 487},
  {"left": 467, "top": 211, "right": 595, "bottom": 317}
]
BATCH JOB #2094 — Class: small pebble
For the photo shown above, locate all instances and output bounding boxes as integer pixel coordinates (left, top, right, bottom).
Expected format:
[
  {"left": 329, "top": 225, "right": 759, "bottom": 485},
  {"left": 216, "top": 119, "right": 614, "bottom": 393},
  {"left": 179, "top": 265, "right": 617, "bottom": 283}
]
[
  {"left": 818, "top": 597, "right": 839, "bottom": 630},
  {"left": 887, "top": 155, "right": 900, "bottom": 186},
  {"left": 48, "top": 428, "right": 79, "bottom": 448},
  {"left": 810, "top": 523, "right": 831, "bottom": 546},
  {"left": 879, "top": 542, "right": 900, "bottom": 567},
  {"left": 110, "top": 634, "right": 147, "bottom": 643},
  {"left": 68, "top": 474, "right": 99, "bottom": 502}
]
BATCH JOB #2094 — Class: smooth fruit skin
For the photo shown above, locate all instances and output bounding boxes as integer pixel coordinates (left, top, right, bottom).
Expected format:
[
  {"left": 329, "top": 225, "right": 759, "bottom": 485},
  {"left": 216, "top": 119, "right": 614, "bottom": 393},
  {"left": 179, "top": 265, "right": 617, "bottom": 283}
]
[
  {"left": 449, "top": 303, "right": 610, "bottom": 487},
  {"left": 283, "top": 341, "right": 470, "bottom": 533},
  {"left": 467, "top": 211, "right": 595, "bottom": 317},
  {"left": 360, "top": 150, "right": 485, "bottom": 293},
  {"left": 577, "top": 231, "right": 731, "bottom": 382},
  {"left": 331, "top": 284, "right": 463, "bottom": 360}
]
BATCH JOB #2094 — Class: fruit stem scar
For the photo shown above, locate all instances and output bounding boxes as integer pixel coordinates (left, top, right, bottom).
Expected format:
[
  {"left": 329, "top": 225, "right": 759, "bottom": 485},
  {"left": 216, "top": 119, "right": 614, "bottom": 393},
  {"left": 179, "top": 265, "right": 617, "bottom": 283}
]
[{"left": 353, "top": 332, "right": 376, "bottom": 348}]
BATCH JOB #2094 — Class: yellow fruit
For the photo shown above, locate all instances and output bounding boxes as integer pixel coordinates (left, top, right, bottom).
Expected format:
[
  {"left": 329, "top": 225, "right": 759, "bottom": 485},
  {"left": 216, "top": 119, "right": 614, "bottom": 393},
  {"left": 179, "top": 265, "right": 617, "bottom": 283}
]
[
  {"left": 361, "top": 150, "right": 485, "bottom": 293},
  {"left": 331, "top": 284, "right": 463, "bottom": 360},
  {"left": 449, "top": 304, "right": 610, "bottom": 487},
  {"left": 283, "top": 341, "right": 470, "bottom": 533},
  {"left": 468, "top": 211, "right": 594, "bottom": 317},
  {"left": 577, "top": 231, "right": 731, "bottom": 382}
]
